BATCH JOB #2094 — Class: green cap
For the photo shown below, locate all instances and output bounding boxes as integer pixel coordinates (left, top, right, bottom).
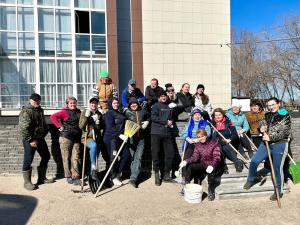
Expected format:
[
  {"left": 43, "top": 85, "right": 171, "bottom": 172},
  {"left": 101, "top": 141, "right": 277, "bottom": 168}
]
[{"left": 99, "top": 70, "right": 109, "bottom": 78}]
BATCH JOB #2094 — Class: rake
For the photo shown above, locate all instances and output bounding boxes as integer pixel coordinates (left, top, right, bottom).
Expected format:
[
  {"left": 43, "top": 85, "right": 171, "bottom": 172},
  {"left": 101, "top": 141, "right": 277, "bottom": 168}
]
[{"left": 94, "top": 120, "right": 140, "bottom": 198}]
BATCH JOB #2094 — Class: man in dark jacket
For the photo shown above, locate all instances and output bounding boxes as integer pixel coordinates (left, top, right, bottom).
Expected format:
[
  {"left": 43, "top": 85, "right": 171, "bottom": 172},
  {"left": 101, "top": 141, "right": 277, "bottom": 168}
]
[
  {"left": 125, "top": 97, "right": 150, "bottom": 188},
  {"left": 151, "top": 91, "right": 174, "bottom": 186},
  {"left": 121, "top": 79, "right": 145, "bottom": 109},
  {"left": 145, "top": 78, "right": 164, "bottom": 107},
  {"left": 19, "top": 93, "right": 54, "bottom": 190}
]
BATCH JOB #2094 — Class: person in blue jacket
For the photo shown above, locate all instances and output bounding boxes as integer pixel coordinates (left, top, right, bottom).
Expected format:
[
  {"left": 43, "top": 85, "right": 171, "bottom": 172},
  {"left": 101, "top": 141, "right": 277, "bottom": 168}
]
[
  {"left": 121, "top": 79, "right": 145, "bottom": 109},
  {"left": 226, "top": 101, "right": 253, "bottom": 159}
]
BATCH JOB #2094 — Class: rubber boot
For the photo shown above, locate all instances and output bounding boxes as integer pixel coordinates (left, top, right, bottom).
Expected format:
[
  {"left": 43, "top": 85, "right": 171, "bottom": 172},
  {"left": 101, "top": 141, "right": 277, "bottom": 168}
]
[
  {"left": 155, "top": 171, "right": 161, "bottom": 186},
  {"left": 36, "top": 166, "right": 54, "bottom": 185},
  {"left": 22, "top": 169, "right": 36, "bottom": 191},
  {"left": 207, "top": 185, "right": 215, "bottom": 201}
]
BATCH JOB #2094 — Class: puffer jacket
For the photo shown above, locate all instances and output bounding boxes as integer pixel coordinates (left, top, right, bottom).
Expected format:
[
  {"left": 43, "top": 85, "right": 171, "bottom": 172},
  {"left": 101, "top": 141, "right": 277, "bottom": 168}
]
[
  {"left": 185, "top": 138, "right": 221, "bottom": 169},
  {"left": 226, "top": 108, "right": 250, "bottom": 133},
  {"left": 261, "top": 110, "right": 291, "bottom": 143},
  {"left": 19, "top": 104, "right": 48, "bottom": 141},
  {"left": 79, "top": 109, "right": 104, "bottom": 142}
]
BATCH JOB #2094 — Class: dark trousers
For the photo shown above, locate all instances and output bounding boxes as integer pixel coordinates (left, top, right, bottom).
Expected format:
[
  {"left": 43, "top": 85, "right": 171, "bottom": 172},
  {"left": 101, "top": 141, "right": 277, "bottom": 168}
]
[
  {"left": 239, "top": 134, "right": 254, "bottom": 158},
  {"left": 186, "top": 163, "right": 222, "bottom": 191},
  {"left": 22, "top": 138, "right": 50, "bottom": 171},
  {"left": 221, "top": 143, "right": 243, "bottom": 170},
  {"left": 151, "top": 134, "right": 174, "bottom": 173},
  {"left": 182, "top": 144, "right": 195, "bottom": 178},
  {"left": 252, "top": 136, "right": 263, "bottom": 148},
  {"left": 103, "top": 136, "right": 130, "bottom": 177}
]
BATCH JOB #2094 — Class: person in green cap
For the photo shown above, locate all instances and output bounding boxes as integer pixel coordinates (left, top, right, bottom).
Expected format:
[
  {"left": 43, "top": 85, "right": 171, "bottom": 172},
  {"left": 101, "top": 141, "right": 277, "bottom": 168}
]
[{"left": 92, "top": 69, "right": 118, "bottom": 113}]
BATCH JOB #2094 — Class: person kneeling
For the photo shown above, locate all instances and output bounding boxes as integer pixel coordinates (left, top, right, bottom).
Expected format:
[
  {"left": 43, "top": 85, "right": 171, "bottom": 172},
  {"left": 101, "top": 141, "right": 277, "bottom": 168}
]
[{"left": 180, "top": 128, "right": 224, "bottom": 201}]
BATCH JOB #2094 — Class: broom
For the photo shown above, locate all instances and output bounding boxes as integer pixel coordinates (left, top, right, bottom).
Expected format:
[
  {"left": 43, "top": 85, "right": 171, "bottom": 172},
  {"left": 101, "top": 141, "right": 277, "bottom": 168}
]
[
  {"left": 81, "top": 125, "right": 88, "bottom": 192},
  {"left": 94, "top": 120, "right": 140, "bottom": 198},
  {"left": 208, "top": 121, "right": 249, "bottom": 168}
]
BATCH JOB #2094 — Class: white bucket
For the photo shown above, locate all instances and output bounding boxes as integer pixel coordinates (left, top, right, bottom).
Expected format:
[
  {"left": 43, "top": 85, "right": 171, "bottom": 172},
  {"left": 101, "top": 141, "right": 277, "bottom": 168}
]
[{"left": 184, "top": 184, "right": 203, "bottom": 204}]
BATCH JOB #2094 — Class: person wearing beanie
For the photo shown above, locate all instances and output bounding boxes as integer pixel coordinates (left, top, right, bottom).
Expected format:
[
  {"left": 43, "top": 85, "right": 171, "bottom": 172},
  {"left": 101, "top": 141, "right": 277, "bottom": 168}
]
[
  {"left": 79, "top": 97, "right": 106, "bottom": 180},
  {"left": 180, "top": 107, "right": 212, "bottom": 183},
  {"left": 193, "top": 84, "right": 213, "bottom": 120},
  {"left": 121, "top": 79, "right": 145, "bottom": 109},
  {"left": 19, "top": 93, "right": 54, "bottom": 190},
  {"left": 124, "top": 97, "right": 150, "bottom": 188},
  {"left": 92, "top": 69, "right": 118, "bottom": 113},
  {"left": 226, "top": 101, "right": 252, "bottom": 159},
  {"left": 151, "top": 91, "right": 174, "bottom": 186}
]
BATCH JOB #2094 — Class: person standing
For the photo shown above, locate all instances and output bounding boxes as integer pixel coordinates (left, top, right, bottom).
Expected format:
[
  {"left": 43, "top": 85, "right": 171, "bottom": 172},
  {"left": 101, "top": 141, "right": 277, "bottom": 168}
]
[
  {"left": 144, "top": 78, "right": 164, "bottom": 107},
  {"left": 125, "top": 97, "right": 150, "bottom": 188},
  {"left": 19, "top": 93, "right": 54, "bottom": 190},
  {"left": 151, "top": 91, "right": 174, "bottom": 186},
  {"left": 92, "top": 69, "right": 118, "bottom": 113},
  {"left": 193, "top": 84, "right": 213, "bottom": 121},
  {"left": 243, "top": 97, "right": 291, "bottom": 201},
  {"left": 79, "top": 97, "right": 104, "bottom": 180},
  {"left": 121, "top": 79, "right": 145, "bottom": 109},
  {"left": 176, "top": 83, "right": 194, "bottom": 121},
  {"left": 245, "top": 100, "right": 265, "bottom": 148},
  {"left": 50, "top": 96, "right": 82, "bottom": 185}
]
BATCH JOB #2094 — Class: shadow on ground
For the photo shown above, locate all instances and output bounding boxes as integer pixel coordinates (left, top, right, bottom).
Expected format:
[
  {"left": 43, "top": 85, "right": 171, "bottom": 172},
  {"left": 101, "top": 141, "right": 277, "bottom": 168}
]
[{"left": 0, "top": 194, "right": 37, "bottom": 225}]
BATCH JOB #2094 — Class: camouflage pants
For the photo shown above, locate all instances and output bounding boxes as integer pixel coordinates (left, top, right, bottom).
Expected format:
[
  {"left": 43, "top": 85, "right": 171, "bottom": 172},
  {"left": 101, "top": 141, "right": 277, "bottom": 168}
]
[{"left": 59, "top": 137, "right": 81, "bottom": 178}]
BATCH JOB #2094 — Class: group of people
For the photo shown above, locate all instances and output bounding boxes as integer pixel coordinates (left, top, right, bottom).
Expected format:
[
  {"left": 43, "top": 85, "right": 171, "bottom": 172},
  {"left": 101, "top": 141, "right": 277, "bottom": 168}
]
[{"left": 18, "top": 69, "right": 291, "bottom": 202}]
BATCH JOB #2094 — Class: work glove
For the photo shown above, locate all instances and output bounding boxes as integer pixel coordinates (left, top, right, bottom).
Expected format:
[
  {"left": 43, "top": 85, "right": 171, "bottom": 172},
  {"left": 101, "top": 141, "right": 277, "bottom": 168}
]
[
  {"left": 91, "top": 114, "right": 99, "bottom": 124},
  {"left": 119, "top": 134, "right": 129, "bottom": 142},
  {"left": 141, "top": 121, "right": 149, "bottom": 129},
  {"left": 186, "top": 137, "right": 193, "bottom": 144},
  {"left": 85, "top": 109, "right": 91, "bottom": 117},
  {"left": 168, "top": 102, "right": 177, "bottom": 109},
  {"left": 58, "top": 126, "right": 64, "bottom": 132},
  {"left": 179, "top": 160, "right": 187, "bottom": 168},
  {"left": 206, "top": 165, "right": 214, "bottom": 174}
]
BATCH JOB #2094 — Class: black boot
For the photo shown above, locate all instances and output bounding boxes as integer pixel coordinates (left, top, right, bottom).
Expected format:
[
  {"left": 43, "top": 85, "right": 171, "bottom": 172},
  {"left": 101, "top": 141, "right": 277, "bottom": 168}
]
[
  {"left": 207, "top": 185, "right": 215, "bottom": 201},
  {"left": 155, "top": 171, "right": 161, "bottom": 186},
  {"left": 162, "top": 172, "right": 173, "bottom": 183},
  {"left": 36, "top": 166, "right": 54, "bottom": 185},
  {"left": 22, "top": 169, "right": 36, "bottom": 191}
]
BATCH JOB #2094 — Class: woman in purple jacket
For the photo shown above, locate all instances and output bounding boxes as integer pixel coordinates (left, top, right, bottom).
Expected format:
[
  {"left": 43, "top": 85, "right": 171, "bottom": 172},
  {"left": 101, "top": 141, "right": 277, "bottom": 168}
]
[{"left": 180, "top": 128, "right": 224, "bottom": 201}]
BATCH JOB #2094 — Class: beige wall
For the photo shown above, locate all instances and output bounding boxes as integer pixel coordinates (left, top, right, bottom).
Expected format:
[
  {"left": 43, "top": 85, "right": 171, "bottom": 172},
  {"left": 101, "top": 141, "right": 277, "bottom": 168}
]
[{"left": 142, "top": 0, "right": 231, "bottom": 109}]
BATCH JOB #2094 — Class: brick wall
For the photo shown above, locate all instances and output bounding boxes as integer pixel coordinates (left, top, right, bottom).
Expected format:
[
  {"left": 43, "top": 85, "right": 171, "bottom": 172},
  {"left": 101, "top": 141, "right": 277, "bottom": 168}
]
[{"left": 1, "top": 114, "right": 300, "bottom": 176}]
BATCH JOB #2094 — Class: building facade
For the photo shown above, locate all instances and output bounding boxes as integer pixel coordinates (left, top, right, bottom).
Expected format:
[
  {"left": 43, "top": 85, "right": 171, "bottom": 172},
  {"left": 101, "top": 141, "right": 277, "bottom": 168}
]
[{"left": 0, "top": 0, "right": 231, "bottom": 110}]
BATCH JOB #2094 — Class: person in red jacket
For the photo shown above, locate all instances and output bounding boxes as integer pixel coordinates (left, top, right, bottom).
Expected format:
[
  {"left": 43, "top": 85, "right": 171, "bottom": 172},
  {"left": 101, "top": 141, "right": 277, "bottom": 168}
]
[
  {"left": 50, "top": 96, "right": 82, "bottom": 185},
  {"left": 180, "top": 128, "right": 224, "bottom": 201}
]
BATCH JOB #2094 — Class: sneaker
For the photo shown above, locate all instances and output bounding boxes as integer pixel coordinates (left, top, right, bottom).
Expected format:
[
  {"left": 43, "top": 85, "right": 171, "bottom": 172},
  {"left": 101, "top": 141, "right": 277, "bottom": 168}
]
[
  {"left": 72, "top": 178, "right": 81, "bottom": 186},
  {"left": 243, "top": 177, "right": 262, "bottom": 190},
  {"left": 66, "top": 177, "right": 73, "bottom": 184},
  {"left": 207, "top": 193, "right": 215, "bottom": 201},
  {"left": 270, "top": 192, "right": 283, "bottom": 201},
  {"left": 112, "top": 178, "right": 123, "bottom": 186},
  {"left": 129, "top": 179, "right": 138, "bottom": 188}
]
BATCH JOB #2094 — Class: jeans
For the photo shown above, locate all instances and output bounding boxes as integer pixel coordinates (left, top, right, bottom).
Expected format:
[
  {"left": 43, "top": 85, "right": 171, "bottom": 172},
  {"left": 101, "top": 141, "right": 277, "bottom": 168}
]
[
  {"left": 87, "top": 139, "right": 97, "bottom": 172},
  {"left": 129, "top": 139, "right": 144, "bottom": 181},
  {"left": 239, "top": 134, "right": 253, "bottom": 157},
  {"left": 221, "top": 144, "right": 243, "bottom": 170},
  {"left": 22, "top": 138, "right": 50, "bottom": 171},
  {"left": 247, "top": 142, "right": 288, "bottom": 193}
]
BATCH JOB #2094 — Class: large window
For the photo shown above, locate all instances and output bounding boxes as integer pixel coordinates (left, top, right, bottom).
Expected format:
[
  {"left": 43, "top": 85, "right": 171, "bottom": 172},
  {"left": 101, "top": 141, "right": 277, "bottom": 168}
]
[{"left": 0, "top": 0, "right": 107, "bottom": 108}]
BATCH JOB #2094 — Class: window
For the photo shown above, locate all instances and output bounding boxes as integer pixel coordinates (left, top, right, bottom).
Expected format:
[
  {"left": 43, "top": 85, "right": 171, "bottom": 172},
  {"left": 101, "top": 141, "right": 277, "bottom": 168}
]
[
  {"left": 0, "top": 32, "right": 17, "bottom": 56},
  {"left": 0, "top": 7, "right": 16, "bottom": 30},
  {"left": 91, "top": 0, "right": 105, "bottom": 10},
  {"left": 38, "top": 0, "right": 54, "bottom": 6},
  {"left": 91, "top": 12, "right": 105, "bottom": 34},
  {"left": 75, "top": 10, "right": 90, "bottom": 33},
  {"left": 39, "top": 33, "right": 55, "bottom": 56},
  {"left": 56, "top": 9, "right": 71, "bottom": 33},
  {"left": 56, "top": 0, "right": 70, "bottom": 7},
  {"left": 18, "top": 32, "right": 35, "bottom": 55},
  {"left": 75, "top": 0, "right": 88, "bottom": 8},
  {"left": 56, "top": 34, "right": 72, "bottom": 56},
  {"left": 18, "top": 7, "right": 34, "bottom": 31},
  {"left": 38, "top": 8, "right": 54, "bottom": 32}
]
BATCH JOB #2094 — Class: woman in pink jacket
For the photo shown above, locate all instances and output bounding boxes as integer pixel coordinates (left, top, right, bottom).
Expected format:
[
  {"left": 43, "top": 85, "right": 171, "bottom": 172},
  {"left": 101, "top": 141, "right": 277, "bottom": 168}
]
[{"left": 180, "top": 128, "right": 224, "bottom": 201}]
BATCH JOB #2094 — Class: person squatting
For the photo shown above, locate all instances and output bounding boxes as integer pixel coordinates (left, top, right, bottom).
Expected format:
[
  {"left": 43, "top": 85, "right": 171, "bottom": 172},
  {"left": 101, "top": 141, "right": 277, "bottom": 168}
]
[{"left": 19, "top": 70, "right": 292, "bottom": 202}]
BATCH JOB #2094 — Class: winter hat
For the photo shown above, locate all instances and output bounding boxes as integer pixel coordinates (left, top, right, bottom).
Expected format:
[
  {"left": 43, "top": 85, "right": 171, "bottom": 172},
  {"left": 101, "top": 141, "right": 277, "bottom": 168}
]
[
  {"left": 99, "top": 70, "right": 109, "bottom": 78},
  {"left": 30, "top": 93, "right": 41, "bottom": 101},
  {"left": 197, "top": 84, "right": 205, "bottom": 90},
  {"left": 231, "top": 100, "right": 242, "bottom": 108},
  {"left": 191, "top": 108, "right": 202, "bottom": 116},
  {"left": 159, "top": 91, "right": 167, "bottom": 97},
  {"left": 89, "top": 97, "right": 99, "bottom": 103},
  {"left": 128, "top": 97, "right": 139, "bottom": 107}
]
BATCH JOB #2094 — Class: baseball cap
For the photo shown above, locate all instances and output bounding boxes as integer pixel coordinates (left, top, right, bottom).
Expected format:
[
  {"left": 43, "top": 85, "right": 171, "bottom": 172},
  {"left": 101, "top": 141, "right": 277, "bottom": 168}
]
[
  {"left": 30, "top": 93, "right": 41, "bottom": 101},
  {"left": 128, "top": 79, "right": 136, "bottom": 85}
]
